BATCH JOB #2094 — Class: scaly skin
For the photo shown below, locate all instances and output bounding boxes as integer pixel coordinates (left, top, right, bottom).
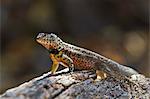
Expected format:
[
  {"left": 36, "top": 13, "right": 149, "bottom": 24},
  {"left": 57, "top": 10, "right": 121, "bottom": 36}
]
[{"left": 36, "top": 32, "right": 139, "bottom": 80}]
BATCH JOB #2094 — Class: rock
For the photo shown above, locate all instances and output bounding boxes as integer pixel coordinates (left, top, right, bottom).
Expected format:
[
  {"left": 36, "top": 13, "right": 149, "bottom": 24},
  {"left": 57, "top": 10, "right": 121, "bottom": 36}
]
[{"left": 0, "top": 68, "right": 150, "bottom": 99}]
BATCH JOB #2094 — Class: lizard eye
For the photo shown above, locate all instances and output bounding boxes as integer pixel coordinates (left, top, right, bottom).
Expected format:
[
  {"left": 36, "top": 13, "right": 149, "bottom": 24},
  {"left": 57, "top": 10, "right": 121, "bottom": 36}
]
[{"left": 37, "top": 33, "right": 46, "bottom": 39}]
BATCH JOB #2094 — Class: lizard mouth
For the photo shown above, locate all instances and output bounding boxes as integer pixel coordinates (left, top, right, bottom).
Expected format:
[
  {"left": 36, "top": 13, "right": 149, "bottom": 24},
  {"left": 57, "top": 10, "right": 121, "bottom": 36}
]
[
  {"left": 36, "top": 39, "right": 51, "bottom": 50},
  {"left": 36, "top": 38, "right": 41, "bottom": 43}
]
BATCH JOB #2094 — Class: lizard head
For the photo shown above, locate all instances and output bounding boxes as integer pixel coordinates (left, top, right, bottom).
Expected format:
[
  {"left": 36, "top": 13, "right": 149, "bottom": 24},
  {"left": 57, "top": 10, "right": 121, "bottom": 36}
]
[{"left": 36, "top": 33, "right": 64, "bottom": 51}]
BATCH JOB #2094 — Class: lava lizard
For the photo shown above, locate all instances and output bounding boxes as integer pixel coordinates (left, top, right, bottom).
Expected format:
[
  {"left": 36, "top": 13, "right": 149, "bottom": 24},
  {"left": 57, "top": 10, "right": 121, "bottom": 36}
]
[{"left": 36, "top": 32, "right": 143, "bottom": 81}]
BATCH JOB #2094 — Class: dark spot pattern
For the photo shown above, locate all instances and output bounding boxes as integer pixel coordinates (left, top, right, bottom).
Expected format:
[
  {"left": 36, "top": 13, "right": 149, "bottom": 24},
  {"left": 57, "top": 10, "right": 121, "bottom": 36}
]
[{"left": 37, "top": 33, "right": 99, "bottom": 70}]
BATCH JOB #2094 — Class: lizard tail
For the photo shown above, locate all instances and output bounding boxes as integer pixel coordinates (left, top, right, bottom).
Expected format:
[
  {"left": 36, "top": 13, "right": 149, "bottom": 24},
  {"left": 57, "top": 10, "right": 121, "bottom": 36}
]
[
  {"left": 118, "top": 64, "right": 139, "bottom": 77},
  {"left": 97, "top": 60, "right": 139, "bottom": 79}
]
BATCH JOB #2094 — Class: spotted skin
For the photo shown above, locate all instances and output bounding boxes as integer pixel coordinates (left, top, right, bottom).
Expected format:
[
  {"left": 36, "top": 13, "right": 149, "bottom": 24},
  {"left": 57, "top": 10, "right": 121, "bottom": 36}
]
[{"left": 36, "top": 32, "right": 139, "bottom": 80}]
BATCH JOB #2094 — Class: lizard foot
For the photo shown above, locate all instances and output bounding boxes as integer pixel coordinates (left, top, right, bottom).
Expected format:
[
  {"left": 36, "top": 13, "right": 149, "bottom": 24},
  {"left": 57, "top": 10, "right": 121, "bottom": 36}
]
[{"left": 95, "top": 70, "right": 107, "bottom": 81}]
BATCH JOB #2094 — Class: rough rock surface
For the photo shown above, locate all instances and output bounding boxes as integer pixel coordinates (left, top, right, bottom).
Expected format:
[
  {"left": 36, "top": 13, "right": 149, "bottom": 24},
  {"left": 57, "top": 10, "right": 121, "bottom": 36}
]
[{"left": 0, "top": 68, "right": 150, "bottom": 99}]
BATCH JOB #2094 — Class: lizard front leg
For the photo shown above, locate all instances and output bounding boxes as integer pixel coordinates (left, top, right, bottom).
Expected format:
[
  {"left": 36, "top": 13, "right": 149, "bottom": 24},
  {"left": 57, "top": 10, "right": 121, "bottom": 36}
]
[{"left": 50, "top": 54, "right": 59, "bottom": 74}]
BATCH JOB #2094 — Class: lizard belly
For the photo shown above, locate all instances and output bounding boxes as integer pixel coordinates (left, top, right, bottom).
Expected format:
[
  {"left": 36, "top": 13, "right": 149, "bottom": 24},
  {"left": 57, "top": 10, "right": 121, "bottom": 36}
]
[
  {"left": 70, "top": 55, "right": 97, "bottom": 70},
  {"left": 64, "top": 50, "right": 98, "bottom": 70}
]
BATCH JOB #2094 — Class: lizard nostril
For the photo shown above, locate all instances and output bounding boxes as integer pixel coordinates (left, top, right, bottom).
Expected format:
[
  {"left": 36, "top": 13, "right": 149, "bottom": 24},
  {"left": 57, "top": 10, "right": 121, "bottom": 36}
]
[{"left": 37, "top": 33, "right": 45, "bottom": 38}]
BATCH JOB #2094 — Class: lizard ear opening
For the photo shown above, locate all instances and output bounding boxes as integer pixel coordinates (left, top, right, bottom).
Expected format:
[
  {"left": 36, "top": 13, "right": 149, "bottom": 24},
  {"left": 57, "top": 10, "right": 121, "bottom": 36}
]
[{"left": 49, "top": 49, "right": 59, "bottom": 54}]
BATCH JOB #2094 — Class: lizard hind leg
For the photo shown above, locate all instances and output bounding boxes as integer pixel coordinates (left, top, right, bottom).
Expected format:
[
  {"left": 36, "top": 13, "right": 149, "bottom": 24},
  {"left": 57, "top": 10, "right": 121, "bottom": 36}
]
[{"left": 96, "top": 70, "right": 107, "bottom": 80}]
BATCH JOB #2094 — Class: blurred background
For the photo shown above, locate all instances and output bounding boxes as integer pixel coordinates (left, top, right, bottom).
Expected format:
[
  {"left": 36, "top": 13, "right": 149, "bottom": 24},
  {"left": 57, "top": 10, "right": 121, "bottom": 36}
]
[{"left": 0, "top": 0, "right": 149, "bottom": 93}]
